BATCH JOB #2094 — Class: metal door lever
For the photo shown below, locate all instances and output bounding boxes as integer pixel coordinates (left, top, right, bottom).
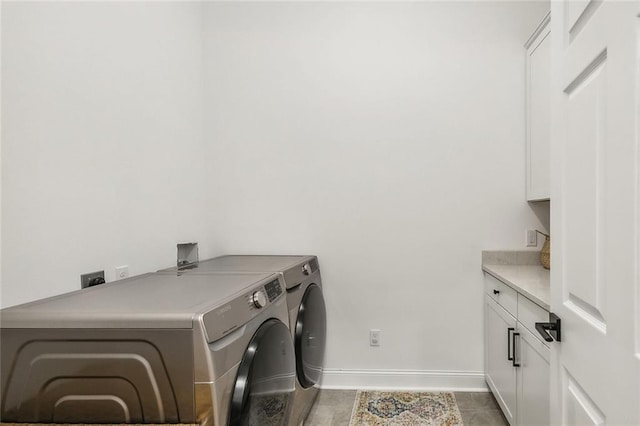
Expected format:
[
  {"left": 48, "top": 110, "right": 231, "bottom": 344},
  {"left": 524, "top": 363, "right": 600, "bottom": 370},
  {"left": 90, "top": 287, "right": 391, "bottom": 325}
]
[{"left": 535, "top": 312, "right": 561, "bottom": 342}]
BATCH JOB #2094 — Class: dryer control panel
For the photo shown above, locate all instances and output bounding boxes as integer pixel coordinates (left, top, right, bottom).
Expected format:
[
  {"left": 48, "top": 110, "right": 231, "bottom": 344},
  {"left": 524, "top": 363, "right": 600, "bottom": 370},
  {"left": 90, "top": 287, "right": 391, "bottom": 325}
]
[{"left": 280, "top": 256, "right": 320, "bottom": 289}]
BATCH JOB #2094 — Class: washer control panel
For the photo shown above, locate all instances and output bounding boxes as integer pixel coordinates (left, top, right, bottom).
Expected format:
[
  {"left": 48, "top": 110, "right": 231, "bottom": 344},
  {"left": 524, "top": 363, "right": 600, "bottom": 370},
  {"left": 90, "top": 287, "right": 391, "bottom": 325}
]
[
  {"left": 202, "top": 276, "right": 285, "bottom": 342},
  {"left": 245, "top": 278, "right": 282, "bottom": 310},
  {"left": 264, "top": 279, "right": 283, "bottom": 302}
]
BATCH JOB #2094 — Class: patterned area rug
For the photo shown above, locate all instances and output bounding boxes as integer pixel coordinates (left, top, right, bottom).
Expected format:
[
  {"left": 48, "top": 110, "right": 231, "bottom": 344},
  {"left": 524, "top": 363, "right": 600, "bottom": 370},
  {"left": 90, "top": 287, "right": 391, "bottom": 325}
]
[{"left": 349, "top": 391, "right": 463, "bottom": 426}]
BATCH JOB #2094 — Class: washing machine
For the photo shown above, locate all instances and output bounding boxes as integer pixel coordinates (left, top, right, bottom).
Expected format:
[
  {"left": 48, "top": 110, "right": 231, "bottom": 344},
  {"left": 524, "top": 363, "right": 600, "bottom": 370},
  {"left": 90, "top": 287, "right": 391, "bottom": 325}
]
[
  {"left": 159, "top": 255, "right": 326, "bottom": 426},
  {"left": 0, "top": 271, "right": 295, "bottom": 426}
]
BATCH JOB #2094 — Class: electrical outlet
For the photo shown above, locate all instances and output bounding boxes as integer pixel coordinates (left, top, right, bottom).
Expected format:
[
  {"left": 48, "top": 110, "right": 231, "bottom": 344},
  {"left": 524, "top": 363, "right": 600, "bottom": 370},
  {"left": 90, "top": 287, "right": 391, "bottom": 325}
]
[
  {"left": 81, "top": 270, "right": 105, "bottom": 289},
  {"left": 115, "top": 265, "right": 129, "bottom": 280},
  {"left": 370, "top": 329, "right": 381, "bottom": 347},
  {"left": 526, "top": 229, "right": 538, "bottom": 247}
]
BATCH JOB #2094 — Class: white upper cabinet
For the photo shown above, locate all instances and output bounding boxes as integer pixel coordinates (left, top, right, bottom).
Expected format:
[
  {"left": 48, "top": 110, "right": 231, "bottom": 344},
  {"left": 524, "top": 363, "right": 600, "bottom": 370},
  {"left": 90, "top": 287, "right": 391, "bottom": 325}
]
[{"left": 525, "top": 13, "right": 551, "bottom": 201}]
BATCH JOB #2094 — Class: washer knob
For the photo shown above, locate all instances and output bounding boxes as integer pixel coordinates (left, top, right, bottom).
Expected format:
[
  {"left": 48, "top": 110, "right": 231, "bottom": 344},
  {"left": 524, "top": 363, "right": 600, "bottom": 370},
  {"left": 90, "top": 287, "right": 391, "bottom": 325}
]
[{"left": 252, "top": 290, "right": 267, "bottom": 308}]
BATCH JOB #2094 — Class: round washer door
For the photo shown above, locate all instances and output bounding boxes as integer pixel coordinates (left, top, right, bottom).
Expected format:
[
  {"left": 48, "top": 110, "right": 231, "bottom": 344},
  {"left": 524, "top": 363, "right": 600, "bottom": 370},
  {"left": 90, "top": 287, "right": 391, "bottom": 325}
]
[
  {"left": 295, "top": 284, "right": 327, "bottom": 388},
  {"left": 229, "top": 318, "right": 295, "bottom": 426}
]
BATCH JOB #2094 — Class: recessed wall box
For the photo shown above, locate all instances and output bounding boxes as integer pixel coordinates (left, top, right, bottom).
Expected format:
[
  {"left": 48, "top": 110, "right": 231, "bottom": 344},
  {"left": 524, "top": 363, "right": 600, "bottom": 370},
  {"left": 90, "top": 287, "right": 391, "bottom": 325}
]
[
  {"left": 177, "top": 242, "right": 198, "bottom": 270},
  {"left": 80, "top": 271, "right": 105, "bottom": 289}
]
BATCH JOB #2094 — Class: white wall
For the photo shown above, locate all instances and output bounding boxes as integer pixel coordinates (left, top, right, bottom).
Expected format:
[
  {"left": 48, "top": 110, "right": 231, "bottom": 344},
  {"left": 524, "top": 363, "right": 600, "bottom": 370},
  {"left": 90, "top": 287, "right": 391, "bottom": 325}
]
[
  {"left": 1, "top": 2, "right": 217, "bottom": 307},
  {"left": 203, "top": 1, "right": 549, "bottom": 389},
  {"left": 2, "top": 0, "right": 550, "bottom": 390},
  {"left": 0, "top": 0, "right": 3, "bottom": 305}
]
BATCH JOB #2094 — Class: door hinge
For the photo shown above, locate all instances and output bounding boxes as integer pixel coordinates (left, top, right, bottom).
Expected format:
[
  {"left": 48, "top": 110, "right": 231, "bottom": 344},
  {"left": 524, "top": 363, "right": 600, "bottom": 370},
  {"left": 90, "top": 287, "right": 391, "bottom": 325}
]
[{"left": 535, "top": 312, "right": 561, "bottom": 342}]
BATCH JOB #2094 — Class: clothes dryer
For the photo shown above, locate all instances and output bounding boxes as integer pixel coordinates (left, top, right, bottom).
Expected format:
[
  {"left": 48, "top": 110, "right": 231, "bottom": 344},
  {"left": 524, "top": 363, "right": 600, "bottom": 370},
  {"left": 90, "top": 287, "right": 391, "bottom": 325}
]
[
  {"left": 159, "top": 255, "right": 326, "bottom": 426},
  {"left": 0, "top": 272, "right": 295, "bottom": 426}
]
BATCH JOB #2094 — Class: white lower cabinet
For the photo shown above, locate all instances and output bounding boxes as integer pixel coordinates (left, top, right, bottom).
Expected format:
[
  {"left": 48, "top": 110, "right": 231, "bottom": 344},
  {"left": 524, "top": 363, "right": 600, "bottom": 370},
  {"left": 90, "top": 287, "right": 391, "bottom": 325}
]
[
  {"left": 484, "top": 274, "right": 550, "bottom": 425},
  {"left": 485, "top": 297, "right": 517, "bottom": 424},
  {"left": 517, "top": 326, "right": 550, "bottom": 426}
]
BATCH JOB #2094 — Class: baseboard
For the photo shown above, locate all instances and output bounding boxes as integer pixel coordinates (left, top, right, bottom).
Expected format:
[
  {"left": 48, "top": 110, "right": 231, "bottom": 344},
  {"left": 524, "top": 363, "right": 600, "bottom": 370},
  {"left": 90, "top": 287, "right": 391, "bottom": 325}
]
[{"left": 320, "top": 368, "right": 488, "bottom": 392}]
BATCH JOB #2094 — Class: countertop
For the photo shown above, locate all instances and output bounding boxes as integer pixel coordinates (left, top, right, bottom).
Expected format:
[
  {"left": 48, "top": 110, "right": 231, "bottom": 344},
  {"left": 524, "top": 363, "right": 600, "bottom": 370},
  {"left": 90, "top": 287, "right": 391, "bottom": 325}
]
[{"left": 482, "top": 253, "right": 550, "bottom": 310}]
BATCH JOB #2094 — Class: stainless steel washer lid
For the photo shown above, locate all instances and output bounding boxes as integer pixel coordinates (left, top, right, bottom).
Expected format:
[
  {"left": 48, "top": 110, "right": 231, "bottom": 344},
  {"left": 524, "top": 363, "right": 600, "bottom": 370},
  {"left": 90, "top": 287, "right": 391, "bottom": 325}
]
[
  {"left": 159, "top": 255, "right": 309, "bottom": 274},
  {"left": 158, "top": 255, "right": 320, "bottom": 289},
  {"left": 0, "top": 272, "right": 276, "bottom": 330}
]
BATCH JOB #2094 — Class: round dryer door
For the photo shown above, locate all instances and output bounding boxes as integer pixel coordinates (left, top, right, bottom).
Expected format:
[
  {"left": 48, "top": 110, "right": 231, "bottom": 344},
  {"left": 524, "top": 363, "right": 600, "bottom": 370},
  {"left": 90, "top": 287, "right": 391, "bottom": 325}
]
[
  {"left": 229, "top": 318, "right": 295, "bottom": 426},
  {"left": 295, "top": 284, "right": 327, "bottom": 388}
]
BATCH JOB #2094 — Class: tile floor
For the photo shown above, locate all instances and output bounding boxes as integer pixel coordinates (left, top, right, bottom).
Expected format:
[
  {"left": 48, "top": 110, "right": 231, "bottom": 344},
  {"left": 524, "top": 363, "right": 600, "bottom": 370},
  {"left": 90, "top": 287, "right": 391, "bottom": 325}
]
[{"left": 305, "top": 389, "right": 508, "bottom": 426}]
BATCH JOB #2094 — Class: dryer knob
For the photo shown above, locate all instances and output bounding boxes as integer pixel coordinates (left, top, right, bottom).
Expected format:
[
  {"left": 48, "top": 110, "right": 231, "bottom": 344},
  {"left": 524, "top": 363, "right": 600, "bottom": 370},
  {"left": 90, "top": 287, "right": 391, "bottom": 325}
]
[
  {"left": 302, "top": 263, "right": 311, "bottom": 276},
  {"left": 252, "top": 290, "right": 267, "bottom": 309}
]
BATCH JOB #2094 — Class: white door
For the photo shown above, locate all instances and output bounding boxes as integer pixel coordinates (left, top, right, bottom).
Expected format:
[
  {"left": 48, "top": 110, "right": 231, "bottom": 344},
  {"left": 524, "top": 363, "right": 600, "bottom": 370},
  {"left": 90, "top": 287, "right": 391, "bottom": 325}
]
[{"left": 550, "top": 1, "right": 640, "bottom": 424}]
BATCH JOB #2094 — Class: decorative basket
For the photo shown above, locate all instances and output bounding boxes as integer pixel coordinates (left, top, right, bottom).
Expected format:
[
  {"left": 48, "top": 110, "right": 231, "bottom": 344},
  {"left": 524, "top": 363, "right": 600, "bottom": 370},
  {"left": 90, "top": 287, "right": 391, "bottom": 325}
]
[{"left": 537, "top": 230, "right": 550, "bottom": 270}]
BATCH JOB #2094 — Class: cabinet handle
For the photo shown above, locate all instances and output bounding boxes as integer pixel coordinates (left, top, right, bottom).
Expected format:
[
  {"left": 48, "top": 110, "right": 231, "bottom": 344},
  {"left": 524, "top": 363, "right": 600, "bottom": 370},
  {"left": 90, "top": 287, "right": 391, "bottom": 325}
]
[
  {"left": 493, "top": 289, "right": 500, "bottom": 295},
  {"left": 512, "top": 332, "right": 520, "bottom": 367},
  {"left": 507, "top": 327, "right": 514, "bottom": 361}
]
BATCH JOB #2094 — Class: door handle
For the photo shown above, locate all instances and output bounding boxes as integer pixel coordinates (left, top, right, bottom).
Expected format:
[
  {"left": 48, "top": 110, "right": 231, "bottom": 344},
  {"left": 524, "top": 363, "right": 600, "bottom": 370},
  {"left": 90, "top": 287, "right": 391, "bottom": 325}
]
[
  {"left": 507, "top": 327, "right": 514, "bottom": 361},
  {"left": 512, "top": 332, "right": 520, "bottom": 367},
  {"left": 535, "top": 312, "right": 562, "bottom": 342}
]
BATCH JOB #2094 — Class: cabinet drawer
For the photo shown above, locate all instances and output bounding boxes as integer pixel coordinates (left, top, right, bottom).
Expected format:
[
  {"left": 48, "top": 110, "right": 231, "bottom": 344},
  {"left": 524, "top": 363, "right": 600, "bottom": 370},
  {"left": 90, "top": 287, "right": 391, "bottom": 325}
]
[
  {"left": 485, "top": 273, "right": 517, "bottom": 316},
  {"left": 517, "top": 294, "right": 550, "bottom": 346}
]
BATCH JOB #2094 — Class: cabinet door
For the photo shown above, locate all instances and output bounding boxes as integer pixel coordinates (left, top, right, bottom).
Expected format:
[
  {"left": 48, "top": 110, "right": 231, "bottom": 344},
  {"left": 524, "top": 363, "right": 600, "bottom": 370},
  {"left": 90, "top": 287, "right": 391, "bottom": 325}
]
[
  {"left": 516, "top": 326, "right": 550, "bottom": 426},
  {"left": 485, "top": 296, "right": 517, "bottom": 425},
  {"left": 526, "top": 13, "right": 551, "bottom": 201}
]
